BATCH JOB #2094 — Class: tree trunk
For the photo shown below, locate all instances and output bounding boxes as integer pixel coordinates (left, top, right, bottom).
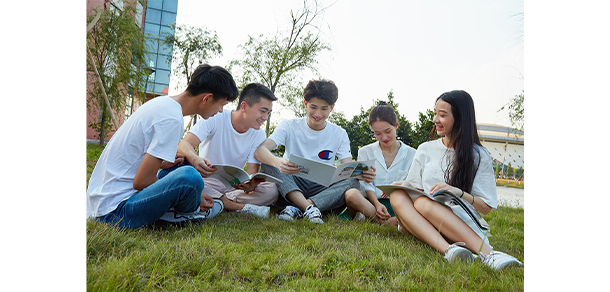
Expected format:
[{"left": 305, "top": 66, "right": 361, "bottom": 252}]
[{"left": 99, "top": 107, "right": 105, "bottom": 145}]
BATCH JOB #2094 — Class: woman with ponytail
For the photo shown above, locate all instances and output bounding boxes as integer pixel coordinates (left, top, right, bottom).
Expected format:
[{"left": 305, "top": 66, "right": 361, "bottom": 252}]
[{"left": 389, "top": 90, "right": 523, "bottom": 270}]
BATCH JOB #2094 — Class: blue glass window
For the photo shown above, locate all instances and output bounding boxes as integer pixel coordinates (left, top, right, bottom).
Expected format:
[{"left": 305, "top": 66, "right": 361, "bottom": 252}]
[
  {"left": 161, "top": 11, "right": 176, "bottom": 27},
  {"left": 147, "top": 0, "right": 163, "bottom": 10},
  {"left": 144, "top": 23, "right": 160, "bottom": 39},
  {"left": 155, "top": 69, "right": 171, "bottom": 84},
  {"left": 156, "top": 54, "right": 171, "bottom": 70},
  {"left": 145, "top": 8, "right": 161, "bottom": 23},
  {"left": 145, "top": 38, "right": 158, "bottom": 54},
  {"left": 163, "top": 0, "right": 178, "bottom": 13}
]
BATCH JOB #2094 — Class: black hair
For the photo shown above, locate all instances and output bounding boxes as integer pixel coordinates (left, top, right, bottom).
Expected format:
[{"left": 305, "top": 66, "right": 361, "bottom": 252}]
[
  {"left": 303, "top": 79, "right": 338, "bottom": 105},
  {"left": 369, "top": 101, "right": 398, "bottom": 127},
  {"left": 185, "top": 64, "right": 239, "bottom": 102},
  {"left": 236, "top": 83, "right": 277, "bottom": 110},
  {"left": 436, "top": 90, "right": 483, "bottom": 193}
]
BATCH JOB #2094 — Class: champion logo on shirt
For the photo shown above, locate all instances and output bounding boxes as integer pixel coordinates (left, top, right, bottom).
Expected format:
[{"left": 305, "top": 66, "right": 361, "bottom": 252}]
[{"left": 318, "top": 150, "right": 333, "bottom": 160}]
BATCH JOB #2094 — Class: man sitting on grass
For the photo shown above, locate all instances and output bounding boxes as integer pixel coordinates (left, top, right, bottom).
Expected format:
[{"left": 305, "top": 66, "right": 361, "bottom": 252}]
[
  {"left": 159, "top": 83, "right": 279, "bottom": 218},
  {"left": 254, "top": 79, "right": 376, "bottom": 224},
  {"left": 86, "top": 64, "right": 239, "bottom": 228}
]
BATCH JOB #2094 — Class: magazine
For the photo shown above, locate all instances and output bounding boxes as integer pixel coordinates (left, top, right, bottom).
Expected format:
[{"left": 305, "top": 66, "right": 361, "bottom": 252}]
[
  {"left": 210, "top": 164, "right": 283, "bottom": 189},
  {"left": 375, "top": 184, "right": 490, "bottom": 230},
  {"left": 288, "top": 154, "right": 375, "bottom": 187}
]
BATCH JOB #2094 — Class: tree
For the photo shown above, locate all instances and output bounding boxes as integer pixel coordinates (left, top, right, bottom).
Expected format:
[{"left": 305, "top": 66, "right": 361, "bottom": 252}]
[
  {"left": 163, "top": 23, "right": 223, "bottom": 129},
  {"left": 495, "top": 163, "right": 501, "bottom": 178},
  {"left": 331, "top": 91, "right": 414, "bottom": 160},
  {"left": 411, "top": 109, "right": 439, "bottom": 149},
  {"left": 87, "top": 1, "right": 151, "bottom": 145},
  {"left": 163, "top": 24, "right": 222, "bottom": 92},
  {"left": 229, "top": 0, "right": 332, "bottom": 135},
  {"left": 498, "top": 90, "right": 524, "bottom": 135},
  {"left": 506, "top": 162, "right": 514, "bottom": 179}
]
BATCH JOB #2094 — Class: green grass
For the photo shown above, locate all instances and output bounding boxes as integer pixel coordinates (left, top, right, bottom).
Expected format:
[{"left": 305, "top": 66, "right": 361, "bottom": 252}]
[
  {"left": 495, "top": 179, "right": 525, "bottom": 189},
  {"left": 86, "top": 143, "right": 524, "bottom": 291}
]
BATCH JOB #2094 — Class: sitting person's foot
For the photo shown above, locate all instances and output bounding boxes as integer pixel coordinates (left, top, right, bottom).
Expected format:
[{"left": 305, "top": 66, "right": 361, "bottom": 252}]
[
  {"left": 277, "top": 205, "right": 302, "bottom": 221},
  {"left": 156, "top": 199, "right": 224, "bottom": 226},
  {"left": 237, "top": 203, "right": 270, "bottom": 218},
  {"left": 479, "top": 250, "right": 524, "bottom": 270},
  {"left": 444, "top": 242, "right": 475, "bottom": 263},
  {"left": 303, "top": 205, "right": 323, "bottom": 224}
]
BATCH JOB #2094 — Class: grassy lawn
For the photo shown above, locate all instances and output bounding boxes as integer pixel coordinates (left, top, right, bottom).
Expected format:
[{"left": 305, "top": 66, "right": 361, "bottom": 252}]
[
  {"left": 495, "top": 179, "right": 524, "bottom": 189},
  {"left": 86, "top": 143, "right": 524, "bottom": 291}
]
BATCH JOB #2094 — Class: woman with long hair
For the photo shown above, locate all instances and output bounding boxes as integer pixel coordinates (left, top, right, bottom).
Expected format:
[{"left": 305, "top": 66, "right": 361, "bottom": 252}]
[
  {"left": 344, "top": 101, "right": 416, "bottom": 226},
  {"left": 389, "top": 90, "right": 523, "bottom": 270}
]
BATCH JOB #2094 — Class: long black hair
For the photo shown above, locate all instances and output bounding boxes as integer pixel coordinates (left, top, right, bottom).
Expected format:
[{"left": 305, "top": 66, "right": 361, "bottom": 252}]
[{"left": 436, "top": 90, "right": 482, "bottom": 193}]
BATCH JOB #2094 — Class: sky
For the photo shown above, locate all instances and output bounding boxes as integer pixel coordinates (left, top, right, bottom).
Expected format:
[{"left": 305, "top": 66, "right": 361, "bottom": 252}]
[{"left": 169, "top": 0, "right": 524, "bottom": 127}]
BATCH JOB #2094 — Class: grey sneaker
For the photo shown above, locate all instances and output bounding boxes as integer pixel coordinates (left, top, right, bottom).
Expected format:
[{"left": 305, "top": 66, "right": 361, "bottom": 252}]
[
  {"left": 479, "top": 251, "right": 524, "bottom": 270},
  {"left": 238, "top": 204, "right": 270, "bottom": 218},
  {"left": 156, "top": 199, "right": 224, "bottom": 226},
  {"left": 277, "top": 205, "right": 302, "bottom": 221},
  {"left": 304, "top": 205, "right": 324, "bottom": 224},
  {"left": 444, "top": 242, "right": 475, "bottom": 263}
]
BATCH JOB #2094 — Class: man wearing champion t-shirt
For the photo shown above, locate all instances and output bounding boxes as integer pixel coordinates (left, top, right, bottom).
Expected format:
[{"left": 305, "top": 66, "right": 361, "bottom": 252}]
[
  {"left": 163, "top": 83, "right": 279, "bottom": 218},
  {"left": 254, "top": 79, "right": 376, "bottom": 224}
]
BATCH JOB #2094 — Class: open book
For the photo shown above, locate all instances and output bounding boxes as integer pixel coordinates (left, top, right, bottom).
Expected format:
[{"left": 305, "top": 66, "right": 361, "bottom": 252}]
[
  {"left": 288, "top": 154, "right": 375, "bottom": 187},
  {"left": 210, "top": 164, "right": 283, "bottom": 189},
  {"left": 375, "top": 184, "right": 490, "bottom": 230}
]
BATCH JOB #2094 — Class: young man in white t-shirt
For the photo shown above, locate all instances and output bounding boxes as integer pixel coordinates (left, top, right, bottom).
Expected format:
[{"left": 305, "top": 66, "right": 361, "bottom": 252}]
[
  {"left": 161, "top": 83, "right": 279, "bottom": 218},
  {"left": 254, "top": 79, "right": 376, "bottom": 224},
  {"left": 86, "top": 64, "right": 239, "bottom": 228}
]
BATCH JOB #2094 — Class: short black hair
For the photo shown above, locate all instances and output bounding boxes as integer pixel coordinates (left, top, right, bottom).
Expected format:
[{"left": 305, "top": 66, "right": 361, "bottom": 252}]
[
  {"left": 185, "top": 64, "right": 239, "bottom": 102},
  {"left": 237, "top": 83, "right": 277, "bottom": 109},
  {"left": 303, "top": 79, "right": 338, "bottom": 105}
]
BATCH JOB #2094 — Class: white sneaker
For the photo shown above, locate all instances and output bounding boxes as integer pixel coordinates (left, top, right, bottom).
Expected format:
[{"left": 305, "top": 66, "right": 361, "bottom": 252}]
[
  {"left": 277, "top": 205, "right": 302, "bottom": 221},
  {"left": 238, "top": 204, "right": 270, "bottom": 218},
  {"left": 479, "top": 251, "right": 524, "bottom": 270},
  {"left": 353, "top": 212, "right": 366, "bottom": 221},
  {"left": 304, "top": 205, "right": 324, "bottom": 224},
  {"left": 444, "top": 242, "right": 475, "bottom": 263}
]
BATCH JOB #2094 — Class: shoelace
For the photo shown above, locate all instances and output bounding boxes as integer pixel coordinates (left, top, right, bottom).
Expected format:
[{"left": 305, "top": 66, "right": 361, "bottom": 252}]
[
  {"left": 304, "top": 207, "right": 322, "bottom": 218},
  {"left": 283, "top": 206, "right": 303, "bottom": 217}
]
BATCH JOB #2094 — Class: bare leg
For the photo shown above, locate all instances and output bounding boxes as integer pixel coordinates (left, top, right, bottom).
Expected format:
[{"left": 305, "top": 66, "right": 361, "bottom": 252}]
[
  {"left": 390, "top": 190, "right": 451, "bottom": 254},
  {"left": 286, "top": 190, "right": 313, "bottom": 212},
  {"left": 345, "top": 189, "right": 393, "bottom": 225},
  {"left": 413, "top": 196, "right": 493, "bottom": 255},
  {"left": 219, "top": 194, "right": 245, "bottom": 211}
]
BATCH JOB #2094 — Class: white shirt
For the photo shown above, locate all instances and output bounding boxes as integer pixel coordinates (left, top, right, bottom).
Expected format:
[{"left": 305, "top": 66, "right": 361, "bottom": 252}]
[
  {"left": 405, "top": 138, "right": 497, "bottom": 209},
  {"left": 268, "top": 117, "right": 352, "bottom": 165},
  {"left": 86, "top": 96, "right": 184, "bottom": 218},
  {"left": 358, "top": 141, "right": 417, "bottom": 198},
  {"left": 189, "top": 110, "right": 266, "bottom": 167}
]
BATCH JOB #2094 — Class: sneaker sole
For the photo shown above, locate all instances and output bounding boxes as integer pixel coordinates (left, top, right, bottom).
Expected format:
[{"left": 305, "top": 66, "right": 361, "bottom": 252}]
[
  {"left": 498, "top": 260, "right": 524, "bottom": 270},
  {"left": 277, "top": 214, "right": 295, "bottom": 221},
  {"left": 452, "top": 249, "right": 475, "bottom": 263},
  {"left": 307, "top": 217, "right": 324, "bottom": 224}
]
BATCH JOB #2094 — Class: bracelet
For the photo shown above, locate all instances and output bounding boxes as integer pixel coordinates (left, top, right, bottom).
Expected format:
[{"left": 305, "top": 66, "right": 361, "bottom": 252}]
[
  {"left": 471, "top": 194, "right": 475, "bottom": 205},
  {"left": 459, "top": 189, "right": 464, "bottom": 198}
]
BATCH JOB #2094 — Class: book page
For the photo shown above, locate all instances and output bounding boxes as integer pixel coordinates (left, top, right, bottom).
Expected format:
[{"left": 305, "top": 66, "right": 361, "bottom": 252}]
[
  {"left": 375, "top": 184, "right": 429, "bottom": 200},
  {"left": 288, "top": 154, "right": 338, "bottom": 187},
  {"left": 329, "top": 160, "right": 375, "bottom": 185},
  {"left": 210, "top": 164, "right": 250, "bottom": 189}
]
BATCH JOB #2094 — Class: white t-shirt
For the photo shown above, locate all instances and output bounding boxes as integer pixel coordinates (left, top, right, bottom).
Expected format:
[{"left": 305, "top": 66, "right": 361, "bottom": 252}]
[
  {"left": 86, "top": 96, "right": 184, "bottom": 218},
  {"left": 268, "top": 117, "right": 352, "bottom": 165},
  {"left": 358, "top": 141, "right": 417, "bottom": 198},
  {"left": 189, "top": 110, "right": 266, "bottom": 167},
  {"left": 405, "top": 138, "right": 498, "bottom": 210}
]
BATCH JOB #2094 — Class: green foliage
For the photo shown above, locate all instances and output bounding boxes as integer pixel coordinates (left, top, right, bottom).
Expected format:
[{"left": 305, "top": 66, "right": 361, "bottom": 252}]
[
  {"left": 87, "top": 2, "right": 152, "bottom": 142},
  {"left": 87, "top": 207, "right": 524, "bottom": 291},
  {"left": 411, "top": 109, "right": 440, "bottom": 149},
  {"left": 498, "top": 90, "right": 524, "bottom": 133},
  {"left": 495, "top": 163, "right": 501, "bottom": 178},
  {"left": 162, "top": 23, "right": 223, "bottom": 91},
  {"left": 229, "top": 0, "right": 332, "bottom": 135},
  {"left": 506, "top": 162, "right": 514, "bottom": 178}
]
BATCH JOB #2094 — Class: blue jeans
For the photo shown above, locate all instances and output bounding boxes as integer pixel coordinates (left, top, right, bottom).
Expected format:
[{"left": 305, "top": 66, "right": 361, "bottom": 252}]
[{"left": 98, "top": 165, "right": 204, "bottom": 229}]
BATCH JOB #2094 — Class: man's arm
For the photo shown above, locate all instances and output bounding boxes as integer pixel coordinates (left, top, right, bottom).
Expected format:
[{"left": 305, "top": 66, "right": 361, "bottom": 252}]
[
  {"left": 133, "top": 153, "right": 163, "bottom": 191},
  {"left": 253, "top": 139, "right": 300, "bottom": 174},
  {"left": 178, "top": 133, "right": 216, "bottom": 177}
]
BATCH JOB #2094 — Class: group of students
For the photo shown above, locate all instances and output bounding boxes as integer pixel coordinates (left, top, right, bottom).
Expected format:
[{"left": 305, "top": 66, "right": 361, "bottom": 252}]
[{"left": 86, "top": 64, "right": 523, "bottom": 270}]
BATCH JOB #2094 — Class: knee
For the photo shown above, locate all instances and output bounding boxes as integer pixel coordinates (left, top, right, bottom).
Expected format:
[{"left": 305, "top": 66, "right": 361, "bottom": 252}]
[
  {"left": 175, "top": 166, "right": 204, "bottom": 191},
  {"left": 344, "top": 188, "right": 360, "bottom": 203},
  {"left": 413, "top": 196, "right": 434, "bottom": 216}
]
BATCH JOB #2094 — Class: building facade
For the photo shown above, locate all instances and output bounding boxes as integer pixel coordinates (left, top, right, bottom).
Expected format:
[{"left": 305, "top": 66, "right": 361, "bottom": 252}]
[
  {"left": 86, "top": 0, "right": 178, "bottom": 143},
  {"left": 477, "top": 123, "right": 524, "bottom": 179}
]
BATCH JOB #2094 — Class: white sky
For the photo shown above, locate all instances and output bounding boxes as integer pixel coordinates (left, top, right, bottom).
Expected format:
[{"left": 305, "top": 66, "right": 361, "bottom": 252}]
[{"left": 170, "top": 0, "right": 524, "bottom": 126}]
